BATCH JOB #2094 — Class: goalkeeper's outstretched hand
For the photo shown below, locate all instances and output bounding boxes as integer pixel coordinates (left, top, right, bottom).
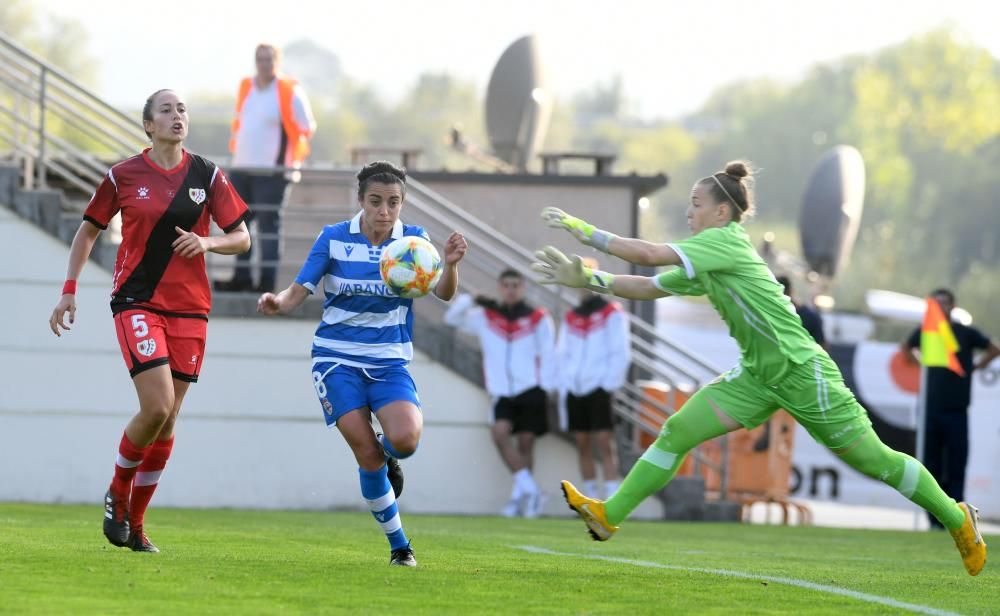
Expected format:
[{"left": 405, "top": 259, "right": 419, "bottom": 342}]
[
  {"left": 532, "top": 246, "right": 587, "bottom": 288},
  {"left": 540, "top": 207, "right": 616, "bottom": 252},
  {"left": 531, "top": 246, "right": 613, "bottom": 294}
]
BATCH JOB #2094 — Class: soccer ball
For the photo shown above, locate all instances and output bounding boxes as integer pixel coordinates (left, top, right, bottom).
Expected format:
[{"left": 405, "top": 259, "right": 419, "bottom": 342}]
[{"left": 379, "top": 236, "right": 443, "bottom": 298}]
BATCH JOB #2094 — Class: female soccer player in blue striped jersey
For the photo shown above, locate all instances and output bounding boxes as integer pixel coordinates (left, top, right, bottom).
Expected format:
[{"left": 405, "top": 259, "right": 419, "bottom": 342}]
[
  {"left": 257, "top": 161, "right": 467, "bottom": 566},
  {"left": 534, "top": 160, "right": 986, "bottom": 577}
]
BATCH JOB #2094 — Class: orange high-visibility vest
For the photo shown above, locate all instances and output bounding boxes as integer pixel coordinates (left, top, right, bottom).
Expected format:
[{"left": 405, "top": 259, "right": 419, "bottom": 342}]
[{"left": 229, "top": 76, "right": 312, "bottom": 165}]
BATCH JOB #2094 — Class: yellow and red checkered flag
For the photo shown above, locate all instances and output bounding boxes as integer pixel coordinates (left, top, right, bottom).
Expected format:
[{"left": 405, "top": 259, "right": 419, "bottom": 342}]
[{"left": 920, "top": 297, "right": 965, "bottom": 377}]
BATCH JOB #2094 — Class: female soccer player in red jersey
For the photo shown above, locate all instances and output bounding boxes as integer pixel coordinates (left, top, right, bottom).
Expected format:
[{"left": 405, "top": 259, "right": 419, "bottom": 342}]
[{"left": 48, "top": 89, "right": 251, "bottom": 552}]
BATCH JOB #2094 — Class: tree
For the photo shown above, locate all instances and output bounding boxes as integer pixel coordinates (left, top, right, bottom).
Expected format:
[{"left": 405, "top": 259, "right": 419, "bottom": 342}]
[
  {"left": 0, "top": 0, "right": 96, "bottom": 85},
  {"left": 573, "top": 75, "right": 626, "bottom": 129},
  {"left": 380, "top": 72, "right": 484, "bottom": 170},
  {"left": 283, "top": 39, "right": 343, "bottom": 114},
  {"left": 669, "top": 28, "right": 1000, "bottom": 333}
]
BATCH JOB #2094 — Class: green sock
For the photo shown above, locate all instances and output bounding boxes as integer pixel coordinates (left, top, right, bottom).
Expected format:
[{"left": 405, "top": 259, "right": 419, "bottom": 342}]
[
  {"left": 894, "top": 453, "right": 965, "bottom": 530},
  {"left": 604, "top": 402, "right": 729, "bottom": 526},
  {"left": 839, "top": 436, "right": 964, "bottom": 530},
  {"left": 605, "top": 451, "right": 685, "bottom": 526}
]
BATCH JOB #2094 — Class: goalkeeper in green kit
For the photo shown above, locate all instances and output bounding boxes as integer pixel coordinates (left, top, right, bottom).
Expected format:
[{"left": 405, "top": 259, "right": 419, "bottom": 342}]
[{"left": 533, "top": 160, "right": 986, "bottom": 576}]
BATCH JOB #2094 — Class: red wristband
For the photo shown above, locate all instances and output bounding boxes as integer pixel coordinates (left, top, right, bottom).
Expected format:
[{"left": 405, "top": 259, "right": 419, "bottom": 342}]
[{"left": 62, "top": 280, "right": 77, "bottom": 295}]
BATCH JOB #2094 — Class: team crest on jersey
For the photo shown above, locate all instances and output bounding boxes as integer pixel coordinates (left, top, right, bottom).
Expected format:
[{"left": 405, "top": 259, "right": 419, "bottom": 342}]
[
  {"left": 136, "top": 339, "right": 157, "bottom": 357},
  {"left": 189, "top": 188, "right": 207, "bottom": 205},
  {"left": 321, "top": 398, "right": 334, "bottom": 415}
]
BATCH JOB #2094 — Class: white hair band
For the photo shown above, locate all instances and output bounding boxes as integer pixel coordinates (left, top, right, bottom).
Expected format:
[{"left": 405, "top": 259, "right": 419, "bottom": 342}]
[{"left": 711, "top": 174, "right": 743, "bottom": 211}]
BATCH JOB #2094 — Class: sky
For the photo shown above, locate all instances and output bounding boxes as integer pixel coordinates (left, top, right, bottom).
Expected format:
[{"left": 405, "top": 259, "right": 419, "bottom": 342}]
[{"left": 28, "top": 0, "right": 1000, "bottom": 119}]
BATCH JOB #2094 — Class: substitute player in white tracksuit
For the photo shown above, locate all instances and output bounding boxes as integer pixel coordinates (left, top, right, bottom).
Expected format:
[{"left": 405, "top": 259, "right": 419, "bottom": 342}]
[
  {"left": 557, "top": 280, "right": 632, "bottom": 500},
  {"left": 443, "top": 269, "right": 556, "bottom": 517}
]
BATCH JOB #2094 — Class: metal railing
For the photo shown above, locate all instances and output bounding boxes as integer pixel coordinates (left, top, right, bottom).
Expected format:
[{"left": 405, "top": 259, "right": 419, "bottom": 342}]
[{"left": 0, "top": 30, "right": 147, "bottom": 193}]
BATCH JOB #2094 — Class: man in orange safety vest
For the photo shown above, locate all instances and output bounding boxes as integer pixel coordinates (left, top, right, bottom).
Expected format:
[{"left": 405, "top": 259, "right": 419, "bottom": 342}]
[{"left": 216, "top": 43, "right": 316, "bottom": 293}]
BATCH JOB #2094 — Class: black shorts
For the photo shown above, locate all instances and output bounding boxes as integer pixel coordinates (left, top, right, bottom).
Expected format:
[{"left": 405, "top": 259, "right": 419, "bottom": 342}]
[
  {"left": 567, "top": 389, "right": 613, "bottom": 432},
  {"left": 494, "top": 386, "right": 548, "bottom": 435}
]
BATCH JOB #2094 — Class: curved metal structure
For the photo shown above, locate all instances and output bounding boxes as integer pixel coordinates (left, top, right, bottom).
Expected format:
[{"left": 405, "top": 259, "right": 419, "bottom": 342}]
[
  {"left": 799, "top": 145, "right": 866, "bottom": 279},
  {"left": 485, "top": 35, "right": 552, "bottom": 170}
]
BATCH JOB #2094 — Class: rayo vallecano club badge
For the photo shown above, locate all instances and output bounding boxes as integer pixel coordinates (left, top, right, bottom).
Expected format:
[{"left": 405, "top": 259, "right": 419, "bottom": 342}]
[{"left": 189, "top": 188, "right": 206, "bottom": 205}]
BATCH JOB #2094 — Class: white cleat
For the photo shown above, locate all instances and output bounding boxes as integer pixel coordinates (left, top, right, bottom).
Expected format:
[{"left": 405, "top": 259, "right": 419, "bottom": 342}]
[
  {"left": 522, "top": 490, "right": 547, "bottom": 519},
  {"left": 501, "top": 499, "right": 521, "bottom": 518}
]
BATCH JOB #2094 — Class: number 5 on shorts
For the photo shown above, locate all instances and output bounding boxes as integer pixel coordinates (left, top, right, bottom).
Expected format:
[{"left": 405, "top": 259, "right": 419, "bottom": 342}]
[{"left": 131, "top": 314, "right": 149, "bottom": 338}]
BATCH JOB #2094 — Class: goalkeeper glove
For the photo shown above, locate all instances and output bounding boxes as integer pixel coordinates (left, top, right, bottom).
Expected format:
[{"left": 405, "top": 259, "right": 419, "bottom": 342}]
[
  {"left": 531, "top": 246, "right": 614, "bottom": 294},
  {"left": 540, "top": 207, "right": 617, "bottom": 253}
]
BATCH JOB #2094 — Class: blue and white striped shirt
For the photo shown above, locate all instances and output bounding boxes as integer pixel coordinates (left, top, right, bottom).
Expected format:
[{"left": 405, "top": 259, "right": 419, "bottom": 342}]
[{"left": 295, "top": 211, "right": 430, "bottom": 368}]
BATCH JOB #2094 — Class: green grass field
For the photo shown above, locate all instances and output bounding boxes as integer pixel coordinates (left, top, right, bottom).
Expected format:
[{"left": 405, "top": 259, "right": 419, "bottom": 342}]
[{"left": 0, "top": 504, "right": 994, "bottom": 615}]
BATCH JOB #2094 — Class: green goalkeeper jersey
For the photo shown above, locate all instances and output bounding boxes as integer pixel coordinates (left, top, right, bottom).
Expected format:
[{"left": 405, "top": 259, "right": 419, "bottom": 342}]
[{"left": 653, "top": 222, "right": 820, "bottom": 385}]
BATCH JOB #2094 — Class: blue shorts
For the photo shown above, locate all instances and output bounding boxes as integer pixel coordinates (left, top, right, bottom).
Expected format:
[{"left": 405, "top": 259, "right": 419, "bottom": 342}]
[{"left": 311, "top": 363, "right": 421, "bottom": 427}]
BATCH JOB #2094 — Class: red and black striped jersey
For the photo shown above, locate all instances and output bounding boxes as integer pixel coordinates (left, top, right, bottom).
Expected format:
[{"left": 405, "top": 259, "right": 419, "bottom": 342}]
[{"left": 84, "top": 149, "right": 250, "bottom": 316}]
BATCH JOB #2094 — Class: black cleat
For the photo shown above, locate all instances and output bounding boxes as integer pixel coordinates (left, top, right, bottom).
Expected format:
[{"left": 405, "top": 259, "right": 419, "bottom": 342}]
[
  {"left": 377, "top": 433, "right": 404, "bottom": 499},
  {"left": 386, "top": 456, "right": 404, "bottom": 499},
  {"left": 127, "top": 526, "right": 159, "bottom": 553},
  {"left": 390, "top": 544, "right": 417, "bottom": 567},
  {"left": 103, "top": 490, "right": 130, "bottom": 547}
]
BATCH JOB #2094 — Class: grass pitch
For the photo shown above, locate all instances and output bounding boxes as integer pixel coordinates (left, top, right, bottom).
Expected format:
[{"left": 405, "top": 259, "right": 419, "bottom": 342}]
[{"left": 0, "top": 503, "right": 993, "bottom": 615}]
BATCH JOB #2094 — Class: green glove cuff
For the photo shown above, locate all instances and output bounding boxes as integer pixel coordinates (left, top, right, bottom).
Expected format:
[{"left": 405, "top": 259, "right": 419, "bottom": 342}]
[
  {"left": 565, "top": 216, "right": 595, "bottom": 237},
  {"left": 566, "top": 216, "right": 615, "bottom": 252},
  {"left": 583, "top": 268, "right": 614, "bottom": 294}
]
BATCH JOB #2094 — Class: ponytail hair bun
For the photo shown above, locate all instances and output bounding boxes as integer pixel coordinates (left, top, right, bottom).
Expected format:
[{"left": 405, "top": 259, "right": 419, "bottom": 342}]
[
  {"left": 725, "top": 160, "right": 750, "bottom": 179},
  {"left": 697, "top": 160, "right": 756, "bottom": 222}
]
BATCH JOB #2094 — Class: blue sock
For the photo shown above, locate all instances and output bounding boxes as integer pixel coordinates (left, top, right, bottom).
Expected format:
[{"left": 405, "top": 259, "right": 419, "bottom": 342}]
[
  {"left": 359, "top": 465, "right": 409, "bottom": 550},
  {"left": 379, "top": 433, "right": 416, "bottom": 460}
]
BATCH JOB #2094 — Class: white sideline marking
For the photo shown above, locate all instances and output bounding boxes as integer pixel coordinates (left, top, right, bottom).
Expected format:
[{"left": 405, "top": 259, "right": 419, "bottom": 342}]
[{"left": 514, "top": 545, "right": 960, "bottom": 616}]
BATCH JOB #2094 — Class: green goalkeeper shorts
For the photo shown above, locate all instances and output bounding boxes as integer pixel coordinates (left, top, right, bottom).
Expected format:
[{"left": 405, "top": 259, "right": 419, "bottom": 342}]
[{"left": 683, "top": 351, "right": 872, "bottom": 450}]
